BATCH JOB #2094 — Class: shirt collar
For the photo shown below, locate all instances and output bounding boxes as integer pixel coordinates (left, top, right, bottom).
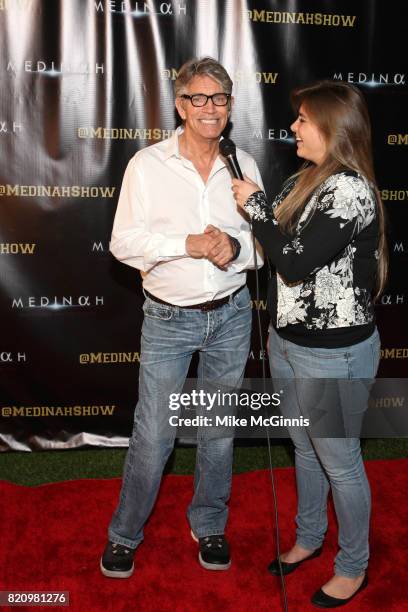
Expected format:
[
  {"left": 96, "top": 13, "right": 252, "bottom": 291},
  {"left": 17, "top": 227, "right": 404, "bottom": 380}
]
[
  {"left": 162, "top": 126, "right": 184, "bottom": 161},
  {"left": 162, "top": 126, "right": 228, "bottom": 169}
]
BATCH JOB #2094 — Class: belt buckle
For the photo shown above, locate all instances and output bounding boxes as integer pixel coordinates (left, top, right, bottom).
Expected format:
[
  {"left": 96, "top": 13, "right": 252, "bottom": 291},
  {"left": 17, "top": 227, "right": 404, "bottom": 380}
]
[
  {"left": 200, "top": 301, "right": 213, "bottom": 312},
  {"left": 200, "top": 296, "right": 227, "bottom": 312}
]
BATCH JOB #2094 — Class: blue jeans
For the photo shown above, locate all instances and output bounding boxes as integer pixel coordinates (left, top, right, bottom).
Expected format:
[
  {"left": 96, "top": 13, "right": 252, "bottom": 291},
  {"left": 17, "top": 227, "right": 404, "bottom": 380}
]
[
  {"left": 268, "top": 326, "right": 381, "bottom": 578},
  {"left": 108, "top": 286, "right": 252, "bottom": 549}
]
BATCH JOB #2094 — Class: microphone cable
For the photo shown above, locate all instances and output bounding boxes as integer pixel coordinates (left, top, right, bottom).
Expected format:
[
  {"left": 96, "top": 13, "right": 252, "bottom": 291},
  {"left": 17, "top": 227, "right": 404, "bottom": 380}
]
[
  {"left": 250, "top": 226, "right": 289, "bottom": 612},
  {"left": 220, "top": 136, "right": 288, "bottom": 611}
]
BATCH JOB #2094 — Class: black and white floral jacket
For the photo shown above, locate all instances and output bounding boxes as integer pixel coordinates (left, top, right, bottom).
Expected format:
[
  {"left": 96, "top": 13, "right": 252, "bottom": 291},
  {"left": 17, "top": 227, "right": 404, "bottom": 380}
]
[{"left": 245, "top": 171, "right": 379, "bottom": 340}]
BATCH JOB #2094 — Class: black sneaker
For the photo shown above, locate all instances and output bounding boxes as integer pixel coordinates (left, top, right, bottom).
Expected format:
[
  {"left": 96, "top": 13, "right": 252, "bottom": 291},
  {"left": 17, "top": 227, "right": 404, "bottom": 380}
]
[
  {"left": 100, "top": 541, "right": 135, "bottom": 578},
  {"left": 198, "top": 535, "right": 231, "bottom": 570}
]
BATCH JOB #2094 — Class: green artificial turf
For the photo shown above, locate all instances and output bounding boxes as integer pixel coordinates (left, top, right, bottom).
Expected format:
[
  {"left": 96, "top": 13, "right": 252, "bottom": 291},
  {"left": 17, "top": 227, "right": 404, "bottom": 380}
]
[{"left": 0, "top": 439, "right": 407, "bottom": 486}]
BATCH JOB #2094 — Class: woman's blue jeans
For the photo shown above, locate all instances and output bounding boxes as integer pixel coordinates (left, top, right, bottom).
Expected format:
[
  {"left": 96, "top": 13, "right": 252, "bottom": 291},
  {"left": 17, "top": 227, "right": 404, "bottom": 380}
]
[
  {"left": 108, "top": 287, "right": 252, "bottom": 549},
  {"left": 268, "top": 326, "right": 381, "bottom": 578}
]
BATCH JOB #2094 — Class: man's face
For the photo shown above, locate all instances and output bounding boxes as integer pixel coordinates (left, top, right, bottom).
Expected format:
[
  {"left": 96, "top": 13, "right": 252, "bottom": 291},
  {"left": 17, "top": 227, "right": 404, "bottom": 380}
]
[{"left": 175, "top": 75, "right": 232, "bottom": 143}]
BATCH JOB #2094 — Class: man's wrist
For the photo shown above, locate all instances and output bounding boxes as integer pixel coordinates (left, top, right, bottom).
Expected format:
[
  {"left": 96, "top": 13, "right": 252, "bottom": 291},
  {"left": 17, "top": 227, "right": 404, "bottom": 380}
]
[{"left": 228, "top": 235, "right": 241, "bottom": 262}]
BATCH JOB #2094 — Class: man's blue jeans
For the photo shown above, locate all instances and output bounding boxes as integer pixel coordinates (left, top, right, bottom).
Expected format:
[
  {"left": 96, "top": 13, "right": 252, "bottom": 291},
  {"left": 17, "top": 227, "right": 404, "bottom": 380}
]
[
  {"left": 268, "top": 326, "right": 381, "bottom": 578},
  {"left": 108, "top": 286, "right": 252, "bottom": 549}
]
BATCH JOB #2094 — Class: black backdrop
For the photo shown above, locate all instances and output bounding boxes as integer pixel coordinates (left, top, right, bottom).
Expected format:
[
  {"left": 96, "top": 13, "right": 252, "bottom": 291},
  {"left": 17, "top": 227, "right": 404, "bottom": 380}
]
[{"left": 0, "top": 0, "right": 406, "bottom": 450}]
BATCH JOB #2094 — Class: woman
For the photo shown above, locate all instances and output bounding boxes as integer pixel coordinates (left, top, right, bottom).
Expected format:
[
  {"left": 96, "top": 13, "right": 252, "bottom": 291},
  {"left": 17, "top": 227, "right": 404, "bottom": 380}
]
[{"left": 232, "top": 81, "right": 387, "bottom": 608}]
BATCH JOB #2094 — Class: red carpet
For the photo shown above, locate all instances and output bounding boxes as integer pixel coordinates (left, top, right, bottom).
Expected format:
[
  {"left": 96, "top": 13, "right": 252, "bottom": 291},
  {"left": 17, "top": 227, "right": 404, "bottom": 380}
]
[{"left": 0, "top": 460, "right": 407, "bottom": 611}]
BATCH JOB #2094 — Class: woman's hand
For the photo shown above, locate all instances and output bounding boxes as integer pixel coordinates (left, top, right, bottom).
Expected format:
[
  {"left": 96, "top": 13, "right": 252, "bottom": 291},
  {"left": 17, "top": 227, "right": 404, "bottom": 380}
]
[{"left": 232, "top": 175, "right": 262, "bottom": 210}]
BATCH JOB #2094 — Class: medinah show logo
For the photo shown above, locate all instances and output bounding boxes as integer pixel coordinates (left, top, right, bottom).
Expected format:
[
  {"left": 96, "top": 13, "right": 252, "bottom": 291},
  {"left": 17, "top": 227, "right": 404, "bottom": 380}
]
[
  {"left": 6, "top": 60, "right": 104, "bottom": 75},
  {"left": 11, "top": 296, "right": 105, "bottom": 309},
  {"left": 333, "top": 72, "right": 405, "bottom": 86},
  {"left": 161, "top": 69, "right": 279, "bottom": 85},
  {"left": 248, "top": 10, "right": 356, "bottom": 27},
  {"left": 393, "top": 242, "right": 407, "bottom": 254},
  {"left": 252, "top": 128, "right": 292, "bottom": 142},
  {"left": 381, "top": 189, "right": 408, "bottom": 201},
  {"left": 0, "top": 243, "right": 36, "bottom": 255},
  {"left": 0, "top": 121, "right": 22, "bottom": 134},
  {"left": 379, "top": 294, "right": 405, "bottom": 306},
  {"left": 380, "top": 349, "right": 408, "bottom": 360},
  {"left": 94, "top": 1, "right": 187, "bottom": 16}
]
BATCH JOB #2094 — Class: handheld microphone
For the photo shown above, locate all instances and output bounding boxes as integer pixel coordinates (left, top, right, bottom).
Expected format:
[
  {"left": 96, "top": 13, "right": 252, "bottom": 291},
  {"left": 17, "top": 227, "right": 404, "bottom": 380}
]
[
  {"left": 222, "top": 136, "right": 287, "bottom": 612},
  {"left": 219, "top": 138, "right": 244, "bottom": 180}
]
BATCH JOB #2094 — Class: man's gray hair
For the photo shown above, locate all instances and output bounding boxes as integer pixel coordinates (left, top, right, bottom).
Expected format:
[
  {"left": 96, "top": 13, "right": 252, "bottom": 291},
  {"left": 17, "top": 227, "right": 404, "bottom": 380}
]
[{"left": 174, "top": 57, "right": 233, "bottom": 97}]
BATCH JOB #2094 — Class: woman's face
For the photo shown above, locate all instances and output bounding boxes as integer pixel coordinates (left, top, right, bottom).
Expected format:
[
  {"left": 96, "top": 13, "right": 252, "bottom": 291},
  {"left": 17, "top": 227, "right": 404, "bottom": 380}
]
[{"left": 291, "top": 104, "right": 328, "bottom": 165}]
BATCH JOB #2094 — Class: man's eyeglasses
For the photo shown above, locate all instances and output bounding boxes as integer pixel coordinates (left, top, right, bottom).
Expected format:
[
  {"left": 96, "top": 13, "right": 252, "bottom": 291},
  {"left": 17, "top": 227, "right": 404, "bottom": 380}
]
[{"left": 181, "top": 93, "right": 231, "bottom": 107}]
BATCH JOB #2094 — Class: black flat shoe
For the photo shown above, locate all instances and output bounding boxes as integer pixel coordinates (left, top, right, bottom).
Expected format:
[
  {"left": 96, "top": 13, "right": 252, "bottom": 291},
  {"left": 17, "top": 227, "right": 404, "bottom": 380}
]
[
  {"left": 311, "top": 574, "right": 368, "bottom": 608},
  {"left": 268, "top": 546, "right": 323, "bottom": 576}
]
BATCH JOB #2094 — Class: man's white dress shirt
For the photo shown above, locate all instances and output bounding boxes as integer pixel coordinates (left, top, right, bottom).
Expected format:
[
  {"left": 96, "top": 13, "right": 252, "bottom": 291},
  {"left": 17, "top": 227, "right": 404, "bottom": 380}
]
[{"left": 110, "top": 126, "right": 263, "bottom": 306}]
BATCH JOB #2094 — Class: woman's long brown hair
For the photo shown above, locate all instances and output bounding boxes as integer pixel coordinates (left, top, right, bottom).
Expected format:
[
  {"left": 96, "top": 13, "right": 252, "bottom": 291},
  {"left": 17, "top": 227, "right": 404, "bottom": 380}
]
[{"left": 274, "top": 80, "right": 388, "bottom": 299}]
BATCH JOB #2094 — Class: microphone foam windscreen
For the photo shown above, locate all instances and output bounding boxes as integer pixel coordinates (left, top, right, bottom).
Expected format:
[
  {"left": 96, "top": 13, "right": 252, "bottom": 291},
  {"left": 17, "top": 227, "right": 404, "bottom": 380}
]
[{"left": 219, "top": 138, "right": 236, "bottom": 157}]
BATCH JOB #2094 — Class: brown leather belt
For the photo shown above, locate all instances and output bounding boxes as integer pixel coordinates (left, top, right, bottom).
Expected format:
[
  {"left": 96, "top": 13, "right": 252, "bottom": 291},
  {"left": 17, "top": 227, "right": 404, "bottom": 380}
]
[{"left": 144, "top": 286, "right": 243, "bottom": 312}]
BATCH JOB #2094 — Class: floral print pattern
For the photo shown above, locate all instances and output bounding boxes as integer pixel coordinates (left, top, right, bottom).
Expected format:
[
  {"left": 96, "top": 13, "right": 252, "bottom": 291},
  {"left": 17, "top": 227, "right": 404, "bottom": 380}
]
[
  {"left": 245, "top": 172, "right": 378, "bottom": 331},
  {"left": 243, "top": 191, "right": 276, "bottom": 223}
]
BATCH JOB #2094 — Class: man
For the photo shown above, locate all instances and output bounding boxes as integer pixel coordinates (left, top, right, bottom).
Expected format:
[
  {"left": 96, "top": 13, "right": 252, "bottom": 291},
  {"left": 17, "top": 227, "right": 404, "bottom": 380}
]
[{"left": 101, "top": 57, "right": 263, "bottom": 578}]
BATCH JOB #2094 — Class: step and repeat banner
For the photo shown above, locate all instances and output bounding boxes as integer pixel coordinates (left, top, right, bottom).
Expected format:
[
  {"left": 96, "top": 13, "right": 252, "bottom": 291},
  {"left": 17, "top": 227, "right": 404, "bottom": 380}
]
[{"left": 0, "top": 0, "right": 406, "bottom": 450}]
